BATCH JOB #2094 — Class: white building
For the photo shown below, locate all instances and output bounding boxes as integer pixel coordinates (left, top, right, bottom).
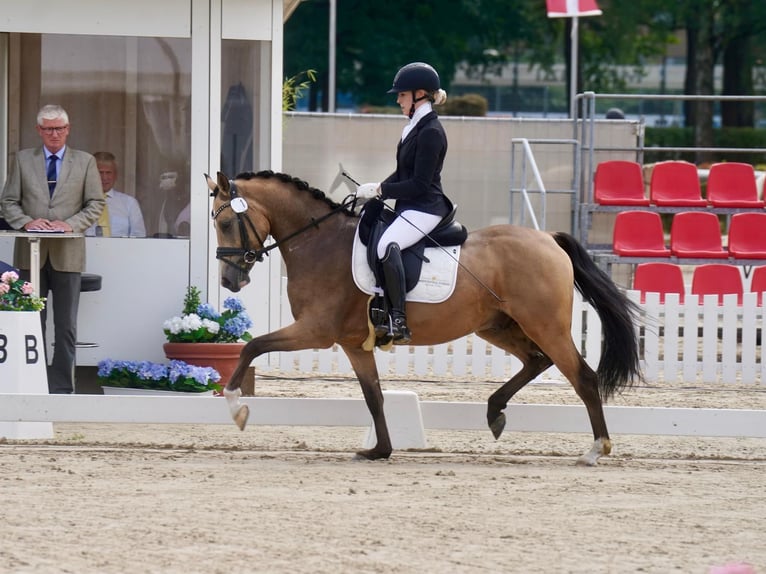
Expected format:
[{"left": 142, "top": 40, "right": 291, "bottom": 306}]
[{"left": 0, "top": 1, "right": 292, "bottom": 368}]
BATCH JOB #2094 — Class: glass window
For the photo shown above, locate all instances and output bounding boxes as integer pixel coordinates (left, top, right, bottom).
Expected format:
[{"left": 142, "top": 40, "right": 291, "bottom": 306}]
[
  {"left": 221, "top": 39, "right": 270, "bottom": 178},
  {"left": 11, "top": 33, "right": 191, "bottom": 238}
]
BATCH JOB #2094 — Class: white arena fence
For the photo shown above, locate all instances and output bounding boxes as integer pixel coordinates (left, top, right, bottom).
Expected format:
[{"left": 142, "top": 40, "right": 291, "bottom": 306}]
[
  {"left": 266, "top": 278, "right": 766, "bottom": 386},
  {"left": 3, "top": 286, "right": 765, "bottom": 444}
]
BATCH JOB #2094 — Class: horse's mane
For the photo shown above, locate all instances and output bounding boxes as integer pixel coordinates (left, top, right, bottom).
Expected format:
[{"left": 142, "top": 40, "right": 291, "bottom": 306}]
[{"left": 235, "top": 170, "right": 356, "bottom": 217}]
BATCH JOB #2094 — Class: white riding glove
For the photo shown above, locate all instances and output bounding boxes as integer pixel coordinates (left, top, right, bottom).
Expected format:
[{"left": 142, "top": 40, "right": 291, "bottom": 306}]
[{"left": 356, "top": 182, "right": 380, "bottom": 199}]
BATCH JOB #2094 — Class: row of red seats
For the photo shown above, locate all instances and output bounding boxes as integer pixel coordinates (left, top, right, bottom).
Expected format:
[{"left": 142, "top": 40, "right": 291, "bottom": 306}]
[
  {"left": 613, "top": 211, "right": 766, "bottom": 259},
  {"left": 595, "top": 160, "right": 764, "bottom": 208},
  {"left": 633, "top": 262, "right": 766, "bottom": 306}
]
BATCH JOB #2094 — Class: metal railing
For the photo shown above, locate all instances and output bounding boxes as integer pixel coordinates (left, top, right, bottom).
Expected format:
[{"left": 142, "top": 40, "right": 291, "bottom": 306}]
[
  {"left": 509, "top": 137, "right": 580, "bottom": 233},
  {"left": 574, "top": 91, "right": 766, "bottom": 247}
]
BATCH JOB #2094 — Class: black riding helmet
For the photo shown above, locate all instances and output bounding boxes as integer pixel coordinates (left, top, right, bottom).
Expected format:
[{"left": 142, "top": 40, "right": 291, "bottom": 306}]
[{"left": 388, "top": 62, "right": 440, "bottom": 118}]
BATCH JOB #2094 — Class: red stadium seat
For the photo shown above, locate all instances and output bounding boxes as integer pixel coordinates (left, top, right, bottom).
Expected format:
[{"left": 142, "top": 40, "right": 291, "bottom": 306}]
[
  {"left": 750, "top": 265, "right": 766, "bottom": 306},
  {"left": 594, "top": 160, "right": 650, "bottom": 206},
  {"left": 612, "top": 211, "right": 671, "bottom": 257},
  {"left": 633, "top": 262, "right": 685, "bottom": 304},
  {"left": 728, "top": 212, "right": 766, "bottom": 259},
  {"left": 706, "top": 162, "right": 765, "bottom": 208},
  {"left": 670, "top": 211, "right": 727, "bottom": 258},
  {"left": 691, "top": 264, "right": 743, "bottom": 305},
  {"left": 649, "top": 161, "right": 707, "bottom": 206}
]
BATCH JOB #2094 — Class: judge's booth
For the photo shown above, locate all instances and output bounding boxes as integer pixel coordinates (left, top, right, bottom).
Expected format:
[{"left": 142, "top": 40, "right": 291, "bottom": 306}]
[{"left": 0, "top": 1, "right": 287, "bottom": 381}]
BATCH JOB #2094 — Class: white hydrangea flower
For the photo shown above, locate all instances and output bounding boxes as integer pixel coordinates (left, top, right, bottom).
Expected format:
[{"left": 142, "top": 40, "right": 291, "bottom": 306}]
[
  {"left": 180, "top": 314, "right": 203, "bottom": 332},
  {"left": 201, "top": 318, "right": 220, "bottom": 334}
]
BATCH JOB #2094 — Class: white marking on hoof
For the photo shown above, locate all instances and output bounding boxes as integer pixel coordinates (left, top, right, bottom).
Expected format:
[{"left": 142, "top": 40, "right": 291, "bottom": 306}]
[
  {"left": 224, "top": 387, "right": 249, "bottom": 430},
  {"left": 576, "top": 438, "right": 611, "bottom": 466}
]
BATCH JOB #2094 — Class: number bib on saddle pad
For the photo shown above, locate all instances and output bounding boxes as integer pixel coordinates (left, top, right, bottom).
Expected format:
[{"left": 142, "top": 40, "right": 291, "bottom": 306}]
[{"left": 351, "top": 226, "right": 461, "bottom": 303}]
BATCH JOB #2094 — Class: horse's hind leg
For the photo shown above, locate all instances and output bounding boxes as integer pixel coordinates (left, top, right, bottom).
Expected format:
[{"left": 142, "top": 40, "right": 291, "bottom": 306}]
[
  {"left": 476, "top": 325, "right": 553, "bottom": 439},
  {"left": 542, "top": 338, "right": 612, "bottom": 466},
  {"left": 480, "top": 319, "right": 611, "bottom": 466},
  {"left": 568, "top": 356, "right": 612, "bottom": 466}
]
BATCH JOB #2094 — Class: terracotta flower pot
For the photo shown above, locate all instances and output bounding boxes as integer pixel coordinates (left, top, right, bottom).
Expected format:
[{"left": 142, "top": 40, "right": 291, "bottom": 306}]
[{"left": 162, "top": 342, "right": 245, "bottom": 386}]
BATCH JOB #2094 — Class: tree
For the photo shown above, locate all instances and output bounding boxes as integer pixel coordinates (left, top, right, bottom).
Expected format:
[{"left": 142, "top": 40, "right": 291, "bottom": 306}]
[{"left": 285, "top": 0, "right": 766, "bottom": 123}]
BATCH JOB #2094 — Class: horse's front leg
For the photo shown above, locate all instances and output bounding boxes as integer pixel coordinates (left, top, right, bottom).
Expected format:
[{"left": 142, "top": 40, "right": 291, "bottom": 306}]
[
  {"left": 224, "top": 322, "right": 334, "bottom": 431},
  {"left": 342, "top": 345, "right": 392, "bottom": 460}
]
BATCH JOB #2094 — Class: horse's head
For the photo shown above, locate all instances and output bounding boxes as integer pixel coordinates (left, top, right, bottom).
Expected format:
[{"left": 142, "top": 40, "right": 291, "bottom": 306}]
[{"left": 207, "top": 171, "right": 270, "bottom": 293}]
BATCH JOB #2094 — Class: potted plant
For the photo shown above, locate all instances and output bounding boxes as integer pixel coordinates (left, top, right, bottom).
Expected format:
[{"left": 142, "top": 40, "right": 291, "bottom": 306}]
[
  {"left": 97, "top": 359, "right": 221, "bottom": 395},
  {"left": 0, "top": 270, "right": 45, "bottom": 312},
  {"left": 162, "top": 286, "right": 253, "bottom": 385}
]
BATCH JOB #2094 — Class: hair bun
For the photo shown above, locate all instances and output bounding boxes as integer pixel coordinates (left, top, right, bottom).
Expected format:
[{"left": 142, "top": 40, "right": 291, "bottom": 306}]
[{"left": 433, "top": 89, "right": 448, "bottom": 106}]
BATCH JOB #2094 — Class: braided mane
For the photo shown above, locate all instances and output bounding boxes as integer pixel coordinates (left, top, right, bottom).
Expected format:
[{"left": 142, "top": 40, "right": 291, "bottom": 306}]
[{"left": 235, "top": 170, "right": 355, "bottom": 217}]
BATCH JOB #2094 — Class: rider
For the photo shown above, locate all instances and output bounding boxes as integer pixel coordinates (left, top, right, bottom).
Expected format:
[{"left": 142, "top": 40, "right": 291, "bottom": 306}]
[{"left": 356, "top": 62, "right": 454, "bottom": 344}]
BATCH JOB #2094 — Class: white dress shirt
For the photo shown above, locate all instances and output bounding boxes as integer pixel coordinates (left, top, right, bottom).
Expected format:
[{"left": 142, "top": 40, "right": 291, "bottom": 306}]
[{"left": 85, "top": 188, "right": 146, "bottom": 237}]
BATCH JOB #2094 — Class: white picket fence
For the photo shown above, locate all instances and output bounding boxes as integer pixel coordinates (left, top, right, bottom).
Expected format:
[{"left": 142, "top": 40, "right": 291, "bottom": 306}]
[{"left": 264, "top": 279, "right": 765, "bottom": 385}]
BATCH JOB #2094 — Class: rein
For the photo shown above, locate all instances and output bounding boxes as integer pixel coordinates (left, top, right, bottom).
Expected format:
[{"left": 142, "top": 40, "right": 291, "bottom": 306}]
[{"left": 211, "top": 180, "right": 355, "bottom": 274}]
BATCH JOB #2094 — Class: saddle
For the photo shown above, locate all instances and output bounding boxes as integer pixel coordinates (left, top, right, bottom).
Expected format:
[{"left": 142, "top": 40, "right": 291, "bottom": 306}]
[
  {"left": 357, "top": 198, "right": 468, "bottom": 292},
  {"left": 357, "top": 199, "right": 468, "bottom": 349}
]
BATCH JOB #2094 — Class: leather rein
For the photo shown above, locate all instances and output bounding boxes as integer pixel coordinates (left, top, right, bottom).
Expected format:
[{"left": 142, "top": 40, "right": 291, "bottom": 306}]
[{"left": 211, "top": 180, "right": 355, "bottom": 274}]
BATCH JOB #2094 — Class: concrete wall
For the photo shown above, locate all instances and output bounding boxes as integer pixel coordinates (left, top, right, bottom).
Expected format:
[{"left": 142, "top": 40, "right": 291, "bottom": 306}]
[{"left": 282, "top": 112, "right": 640, "bottom": 235}]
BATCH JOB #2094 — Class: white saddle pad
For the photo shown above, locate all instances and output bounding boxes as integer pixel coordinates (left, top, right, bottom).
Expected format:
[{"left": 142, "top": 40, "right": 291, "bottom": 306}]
[{"left": 352, "top": 227, "right": 460, "bottom": 304}]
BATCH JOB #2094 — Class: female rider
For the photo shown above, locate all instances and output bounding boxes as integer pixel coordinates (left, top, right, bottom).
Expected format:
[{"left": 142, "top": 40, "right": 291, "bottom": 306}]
[{"left": 356, "top": 62, "right": 453, "bottom": 343}]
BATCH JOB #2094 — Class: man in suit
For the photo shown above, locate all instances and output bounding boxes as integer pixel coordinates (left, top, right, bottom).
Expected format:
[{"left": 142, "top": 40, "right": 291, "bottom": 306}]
[{"left": 0, "top": 104, "right": 104, "bottom": 393}]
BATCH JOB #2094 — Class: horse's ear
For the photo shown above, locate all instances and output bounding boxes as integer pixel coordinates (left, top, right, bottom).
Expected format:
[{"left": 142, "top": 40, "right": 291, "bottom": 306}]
[
  {"left": 217, "top": 171, "right": 230, "bottom": 195},
  {"left": 205, "top": 173, "right": 218, "bottom": 195}
]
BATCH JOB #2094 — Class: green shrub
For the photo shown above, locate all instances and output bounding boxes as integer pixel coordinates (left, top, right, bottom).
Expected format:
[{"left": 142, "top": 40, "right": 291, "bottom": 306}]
[
  {"left": 440, "top": 93, "right": 488, "bottom": 117},
  {"left": 645, "top": 127, "right": 766, "bottom": 165}
]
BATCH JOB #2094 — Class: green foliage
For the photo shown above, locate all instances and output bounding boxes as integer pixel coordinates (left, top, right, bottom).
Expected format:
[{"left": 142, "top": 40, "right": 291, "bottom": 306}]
[
  {"left": 283, "top": 69, "right": 317, "bottom": 112},
  {"left": 440, "top": 93, "right": 488, "bottom": 117},
  {"left": 284, "top": 1, "right": 694, "bottom": 111},
  {"left": 644, "top": 127, "right": 766, "bottom": 164},
  {"left": 182, "top": 285, "right": 202, "bottom": 315}
]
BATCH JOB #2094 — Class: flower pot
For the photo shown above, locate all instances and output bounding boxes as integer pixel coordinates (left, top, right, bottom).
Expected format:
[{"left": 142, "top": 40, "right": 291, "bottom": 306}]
[
  {"left": 162, "top": 342, "right": 244, "bottom": 386},
  {"left": 101, "top": 386, "right": 214, "bottom": 396}
]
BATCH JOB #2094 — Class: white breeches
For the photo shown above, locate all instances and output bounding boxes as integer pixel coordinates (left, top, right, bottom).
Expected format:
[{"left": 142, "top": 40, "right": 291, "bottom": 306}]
[{"left": 377, "top": 210, "right": 443, "bottom": 259}]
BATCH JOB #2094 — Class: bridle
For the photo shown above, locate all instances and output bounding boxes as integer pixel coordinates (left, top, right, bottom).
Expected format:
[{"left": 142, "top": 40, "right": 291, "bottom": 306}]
[
  {"left": 211, "top": 180, "right": 272, "bottom": 274},
  {"left": 211, "top": 179, "right": 355, "bottom": 275}
]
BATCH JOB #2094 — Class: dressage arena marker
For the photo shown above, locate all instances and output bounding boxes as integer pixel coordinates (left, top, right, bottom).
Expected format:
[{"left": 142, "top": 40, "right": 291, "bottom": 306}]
[
  {"left": 2, "top": 391, "right": 765, "bottom": 444},
  {"left": 0, "top": 312, "right": 53, "bottom": 440}
]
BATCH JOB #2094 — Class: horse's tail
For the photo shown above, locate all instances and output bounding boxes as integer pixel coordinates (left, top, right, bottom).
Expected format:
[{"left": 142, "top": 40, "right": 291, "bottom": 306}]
[{"left": 552, "top": 232, "right": 643, "bottom": 399}]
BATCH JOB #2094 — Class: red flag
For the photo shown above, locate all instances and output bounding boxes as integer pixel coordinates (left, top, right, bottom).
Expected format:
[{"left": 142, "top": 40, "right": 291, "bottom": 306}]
[{"left": 546, "top": 0, "right": 602, "bottom": 18}]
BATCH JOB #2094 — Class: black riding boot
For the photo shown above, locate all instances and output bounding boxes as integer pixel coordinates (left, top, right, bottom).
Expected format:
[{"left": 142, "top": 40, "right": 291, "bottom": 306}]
[{"left": 381, "top": 243, "right": 412, "bottom": 344}]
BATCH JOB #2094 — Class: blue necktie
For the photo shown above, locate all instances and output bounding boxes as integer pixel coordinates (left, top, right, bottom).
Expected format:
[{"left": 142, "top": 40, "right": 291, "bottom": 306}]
[{"left": 47, "top": 155, "right": 58, "bottom": 196}]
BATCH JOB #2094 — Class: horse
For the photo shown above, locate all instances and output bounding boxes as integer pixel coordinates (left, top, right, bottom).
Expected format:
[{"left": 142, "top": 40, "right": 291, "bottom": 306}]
[{"left": 206, "top": 169, "right": 643, "bottom": 466}]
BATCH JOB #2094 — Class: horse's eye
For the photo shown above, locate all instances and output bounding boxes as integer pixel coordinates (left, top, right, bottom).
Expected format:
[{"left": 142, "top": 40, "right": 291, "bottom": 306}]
[{"left": 218, "top": 218, "right": 235, "bottom": 233}]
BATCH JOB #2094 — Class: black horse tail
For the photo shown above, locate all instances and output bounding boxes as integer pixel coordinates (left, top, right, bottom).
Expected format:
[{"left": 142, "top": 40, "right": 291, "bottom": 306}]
[{"left": 552, "top": 232, "right": 643, "bottom": 399}]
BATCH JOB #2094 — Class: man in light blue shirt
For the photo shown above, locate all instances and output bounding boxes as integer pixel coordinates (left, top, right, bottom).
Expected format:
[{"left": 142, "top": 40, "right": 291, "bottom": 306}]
[{"left": 85, "top": 151, "right": 146, "bottom": 237}]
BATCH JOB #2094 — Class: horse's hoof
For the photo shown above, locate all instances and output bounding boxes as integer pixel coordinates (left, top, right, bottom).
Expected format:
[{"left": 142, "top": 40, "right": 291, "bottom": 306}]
[
  {"left": 353, "top": 448, "right": 391, "bottom": 461},
  {"left": 233, "top": 404, "right": 250, "bottom": 431},
  {"left": 489, "top": 413, "right": 506, "bottom": 439},
  {"left": 576, "top": 438, "right": 610, "bottom": 466}
]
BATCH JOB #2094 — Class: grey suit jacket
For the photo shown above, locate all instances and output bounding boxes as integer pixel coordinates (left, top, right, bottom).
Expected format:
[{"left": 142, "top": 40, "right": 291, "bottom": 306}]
[{"left": 1, "top": 146, "right": 104, "bottom": 272}]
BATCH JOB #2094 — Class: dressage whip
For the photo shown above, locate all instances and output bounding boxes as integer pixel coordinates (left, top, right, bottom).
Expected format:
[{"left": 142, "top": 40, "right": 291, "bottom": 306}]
[{"left": 343, "top": 171, "right": 505, "bottom": 303}]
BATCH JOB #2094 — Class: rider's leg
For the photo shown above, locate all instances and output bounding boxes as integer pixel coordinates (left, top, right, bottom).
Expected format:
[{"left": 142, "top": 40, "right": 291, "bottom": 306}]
[
  {"left": 381, "top": 242, "right": 411, "bottom": 343},
  {"left": 376, "top": 211, "right": 442, "bottom": 343}
]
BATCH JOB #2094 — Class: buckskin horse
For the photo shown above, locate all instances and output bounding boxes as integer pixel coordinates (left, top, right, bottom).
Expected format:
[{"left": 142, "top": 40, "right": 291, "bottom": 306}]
[{"left": 207, "top": 170, "right": 642, "bottom": 465}]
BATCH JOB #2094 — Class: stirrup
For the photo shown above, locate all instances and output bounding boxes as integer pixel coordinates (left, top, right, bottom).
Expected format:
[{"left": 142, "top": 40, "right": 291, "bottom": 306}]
[{"left": 391, "top": 316, "right": 412, "bottom": 344}]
